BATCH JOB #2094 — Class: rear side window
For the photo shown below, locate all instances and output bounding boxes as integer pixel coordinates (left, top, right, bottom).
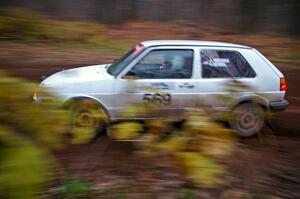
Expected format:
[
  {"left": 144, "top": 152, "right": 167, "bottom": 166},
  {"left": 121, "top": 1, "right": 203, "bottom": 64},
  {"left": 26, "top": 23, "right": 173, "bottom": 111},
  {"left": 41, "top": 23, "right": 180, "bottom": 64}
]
[{"left": 201, "top": 49, "right": 256, "bottom": 78}]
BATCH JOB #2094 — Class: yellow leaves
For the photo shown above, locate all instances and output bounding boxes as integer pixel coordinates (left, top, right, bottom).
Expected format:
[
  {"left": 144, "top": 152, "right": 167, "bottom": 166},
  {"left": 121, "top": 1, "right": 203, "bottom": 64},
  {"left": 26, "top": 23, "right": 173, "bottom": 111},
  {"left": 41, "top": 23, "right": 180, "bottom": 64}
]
[
  {"left": 145, "top": 119, "right": 171, "bottom": 135},
  {"left": 0, "top": 126, "right": 53, "bottom": 199},
  {"left": 183, "top": 111, "right": 211, "bottom": 134},
  {"left": 120, "top": 103, "right": 167, "bottom": 119},
  {"left": 120, "top": 104, "right": 147, "bottom": 118},
  {"left": 110, "top": 122, "right": 143, "bottom": 141},
  {"left": 69, "top": 127, "right": 95, "bottom": 145},
  {"left": 182, "top": 113, "right": 237, "bottom": 159},
  {"left": 176, "top": 153, "right": 224, "bottom": 187},
  {"left": 0, "top": 72, "right": 75, "bottom": 198},
  {"left": 152, "top": 135, "right": 186, "bottom": 153},
  {"left": 0, "top": 71, "right": 71, "bottom": 148},
  {"left": 111, "top": 105, "right": 237, "bottom": 188}
]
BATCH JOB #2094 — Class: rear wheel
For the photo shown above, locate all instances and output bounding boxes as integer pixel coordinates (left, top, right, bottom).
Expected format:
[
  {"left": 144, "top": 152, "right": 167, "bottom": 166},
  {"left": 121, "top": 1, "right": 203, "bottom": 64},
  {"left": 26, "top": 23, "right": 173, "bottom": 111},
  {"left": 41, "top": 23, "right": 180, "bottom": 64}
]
[
  {"left": 229, "top": 103, "right": 265, "bottom": 137},
  {"left": 69, "top": 99, "right": 108, "bottom": 144}
]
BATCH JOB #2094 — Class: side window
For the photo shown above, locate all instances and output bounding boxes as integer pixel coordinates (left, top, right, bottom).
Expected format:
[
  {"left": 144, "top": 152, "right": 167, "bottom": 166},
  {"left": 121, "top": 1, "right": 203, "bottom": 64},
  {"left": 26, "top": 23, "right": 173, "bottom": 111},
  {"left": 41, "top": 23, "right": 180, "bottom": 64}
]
[
  {"left": 201, "top": 49, "right": 256, "bottom": 78},
  {"left": 127, "top": 49, "right": 193, "bottom": 79}
]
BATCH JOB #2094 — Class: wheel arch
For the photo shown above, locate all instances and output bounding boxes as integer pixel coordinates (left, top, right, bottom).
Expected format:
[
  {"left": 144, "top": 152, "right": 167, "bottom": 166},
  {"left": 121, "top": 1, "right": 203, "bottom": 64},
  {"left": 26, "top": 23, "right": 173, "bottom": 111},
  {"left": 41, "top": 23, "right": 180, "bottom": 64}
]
[
  {"left": 229, "top": 94, "right": 270, "bottom": 111},
  {"left": 62, "top": 95, "right": 110, "bottom": 120}
]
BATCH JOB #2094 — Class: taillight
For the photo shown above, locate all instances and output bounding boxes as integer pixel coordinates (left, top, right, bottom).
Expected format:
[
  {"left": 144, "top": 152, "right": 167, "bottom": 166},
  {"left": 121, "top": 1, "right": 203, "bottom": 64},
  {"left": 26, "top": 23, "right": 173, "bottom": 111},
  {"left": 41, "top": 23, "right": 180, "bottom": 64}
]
[
  {"left": 133, "top": 43, "right": 144, "bottom": 55},
  {"left": 280, "top": 77, "right": 287, "bottom": 91}
]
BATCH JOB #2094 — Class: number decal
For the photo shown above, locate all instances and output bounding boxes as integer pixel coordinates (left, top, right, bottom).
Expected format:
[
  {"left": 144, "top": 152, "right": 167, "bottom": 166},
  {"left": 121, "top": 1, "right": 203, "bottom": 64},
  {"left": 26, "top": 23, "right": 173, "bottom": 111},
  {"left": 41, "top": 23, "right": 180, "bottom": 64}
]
[
  {"left": 143, "top": 93, "right": 152, "bottom": 104},
  {"left": 143, "top": 93, "right": 172, "bottom": 105},
  {"left": 162, "top": 93, "right": 171, "bottom": 105}
]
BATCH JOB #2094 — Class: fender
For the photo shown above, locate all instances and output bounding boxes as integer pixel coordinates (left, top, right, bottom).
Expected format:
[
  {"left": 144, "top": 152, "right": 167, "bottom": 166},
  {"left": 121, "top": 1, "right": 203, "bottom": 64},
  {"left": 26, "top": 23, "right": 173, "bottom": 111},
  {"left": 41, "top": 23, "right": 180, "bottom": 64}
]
[
  {"left": 228, "top": 93, "right": 269, "bottom": 111},
  {"left": 63, "top": 95, "right": 110, "bottom": 119}
]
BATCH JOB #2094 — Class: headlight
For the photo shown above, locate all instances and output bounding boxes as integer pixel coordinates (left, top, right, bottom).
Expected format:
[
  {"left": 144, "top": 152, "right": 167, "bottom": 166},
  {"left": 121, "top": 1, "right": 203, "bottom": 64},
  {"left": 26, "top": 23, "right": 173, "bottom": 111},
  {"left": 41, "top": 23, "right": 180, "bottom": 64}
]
[
  {"left": 32, "top": 90, "right": 51, "bottom": 102},
  {"left": 32, "top": 91, "right": 37, "bottom": 102}
]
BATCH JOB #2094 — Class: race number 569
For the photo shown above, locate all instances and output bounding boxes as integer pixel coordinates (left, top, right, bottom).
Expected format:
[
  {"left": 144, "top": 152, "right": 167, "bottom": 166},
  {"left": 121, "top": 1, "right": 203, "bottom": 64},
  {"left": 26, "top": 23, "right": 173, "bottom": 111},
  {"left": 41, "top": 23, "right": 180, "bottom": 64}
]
[{"left": 143, "top": 93, "right": 171, "bottom": 105}]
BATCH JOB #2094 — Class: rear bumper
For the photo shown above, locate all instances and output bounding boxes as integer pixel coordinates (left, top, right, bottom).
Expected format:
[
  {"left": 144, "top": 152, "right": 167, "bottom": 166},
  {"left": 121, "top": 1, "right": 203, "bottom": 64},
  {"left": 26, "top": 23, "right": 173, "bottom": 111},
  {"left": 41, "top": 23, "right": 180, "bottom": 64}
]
[{"left": 270, "top": 100, "right": 289, "bottom": 112}]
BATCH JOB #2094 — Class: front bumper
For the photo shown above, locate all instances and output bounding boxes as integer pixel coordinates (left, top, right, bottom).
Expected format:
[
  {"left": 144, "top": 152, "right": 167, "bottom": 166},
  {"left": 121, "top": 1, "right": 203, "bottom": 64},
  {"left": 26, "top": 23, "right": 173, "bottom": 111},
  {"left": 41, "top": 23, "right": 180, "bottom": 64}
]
[{"left": 269, "top": 99, "right": 289, "bottom": 112}]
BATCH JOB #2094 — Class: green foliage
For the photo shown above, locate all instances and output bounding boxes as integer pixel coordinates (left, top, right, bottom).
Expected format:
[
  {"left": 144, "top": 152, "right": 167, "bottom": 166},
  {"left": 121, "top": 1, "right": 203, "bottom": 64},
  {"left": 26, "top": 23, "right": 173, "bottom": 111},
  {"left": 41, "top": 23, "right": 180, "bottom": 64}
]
[
  {"left": 178, "top": 188, "right": 196, "bottom": 199},
  {"left": 0, "top": 126, "right": 52, "bottom": 199},
  {"left": 0, "top": 8, "right": 48, "bottom": 41},
  {"left": 56, "top": 179, "right": 92, "bottom": 196},
  {"left": 288, "top": 50, "right": 300, "bottom": 60},
  {"left": 0, "top": 71, "right": 71, "bottom": 199},
  {"left": 0, "top": 7, "right": 130, "bottom": 54},
  {"left": 0, "top": 71, "right": 71, "bottom": 148}
]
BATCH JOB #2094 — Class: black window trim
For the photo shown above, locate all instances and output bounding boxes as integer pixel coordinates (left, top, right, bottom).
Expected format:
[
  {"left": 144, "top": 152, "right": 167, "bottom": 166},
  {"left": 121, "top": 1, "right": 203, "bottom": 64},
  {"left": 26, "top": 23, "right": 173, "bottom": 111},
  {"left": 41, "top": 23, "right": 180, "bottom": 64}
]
[
  {"left": 200, "top": 48, "right": 257, "bottom": 79},
  {"left": 126, "top": 48, "right": 195, "bottom": 80}
]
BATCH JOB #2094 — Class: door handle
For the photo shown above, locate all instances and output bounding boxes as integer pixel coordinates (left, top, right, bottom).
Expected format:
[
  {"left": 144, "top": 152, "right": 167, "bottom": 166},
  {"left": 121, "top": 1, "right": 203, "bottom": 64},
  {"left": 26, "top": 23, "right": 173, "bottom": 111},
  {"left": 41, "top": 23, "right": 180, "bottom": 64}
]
[{"left": 179, "top": 83, "right": 195, "bottom": 89}]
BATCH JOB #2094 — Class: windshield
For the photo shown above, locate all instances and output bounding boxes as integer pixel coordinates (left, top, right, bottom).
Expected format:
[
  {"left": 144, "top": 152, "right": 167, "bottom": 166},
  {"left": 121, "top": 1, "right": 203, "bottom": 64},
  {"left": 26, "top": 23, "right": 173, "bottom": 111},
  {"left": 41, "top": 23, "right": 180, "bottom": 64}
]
[{"left": 107, "top": 44, "right": 145, "bottom": 77}]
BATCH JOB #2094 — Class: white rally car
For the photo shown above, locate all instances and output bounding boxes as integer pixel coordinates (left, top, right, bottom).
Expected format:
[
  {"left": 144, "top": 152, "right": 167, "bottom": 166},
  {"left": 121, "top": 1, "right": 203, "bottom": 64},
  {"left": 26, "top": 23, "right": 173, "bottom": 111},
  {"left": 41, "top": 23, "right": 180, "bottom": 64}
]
[{"left": 38, "top": 40, "right": 288, "bottom": 137}]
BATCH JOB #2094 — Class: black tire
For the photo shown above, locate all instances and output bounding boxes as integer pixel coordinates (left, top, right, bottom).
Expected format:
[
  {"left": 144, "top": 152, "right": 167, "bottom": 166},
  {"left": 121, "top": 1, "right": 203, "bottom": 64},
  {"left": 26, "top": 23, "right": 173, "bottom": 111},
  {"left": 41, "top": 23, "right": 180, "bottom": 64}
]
[
  {"left": 229, "top": 103, "right": 265, "bottom": 137},
  {"left": 69, "top": 99, "right": 108, "bottom": 144}
]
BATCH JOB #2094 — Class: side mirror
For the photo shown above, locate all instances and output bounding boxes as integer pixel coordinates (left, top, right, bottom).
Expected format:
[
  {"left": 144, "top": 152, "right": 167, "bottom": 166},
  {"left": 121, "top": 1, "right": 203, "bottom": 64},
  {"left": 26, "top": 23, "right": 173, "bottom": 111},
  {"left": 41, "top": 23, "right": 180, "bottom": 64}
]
[{"left": 40, "top": 75, "right": 47, "bottom": 81}]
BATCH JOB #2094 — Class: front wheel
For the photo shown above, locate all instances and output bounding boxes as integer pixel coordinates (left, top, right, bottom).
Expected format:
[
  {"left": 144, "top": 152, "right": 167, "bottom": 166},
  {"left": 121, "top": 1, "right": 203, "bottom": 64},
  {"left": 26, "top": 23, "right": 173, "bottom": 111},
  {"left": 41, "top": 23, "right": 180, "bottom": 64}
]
[
  {"left": 69, "top": 99, "right": 108, "bottom": 144},
  {"left": 229, "top": 103, "right": 265, "bottom": 137}
]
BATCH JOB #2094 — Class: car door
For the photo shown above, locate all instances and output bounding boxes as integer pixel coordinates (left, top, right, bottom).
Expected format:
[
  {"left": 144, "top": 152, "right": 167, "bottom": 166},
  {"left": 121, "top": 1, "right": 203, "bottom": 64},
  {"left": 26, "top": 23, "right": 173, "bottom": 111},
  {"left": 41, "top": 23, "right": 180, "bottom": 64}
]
[
  {"left": 198, "top": 47, "right": 257, "bottom": 111},
  {"left": 111, "top": 47, "right": 199, "bottom": 120}
]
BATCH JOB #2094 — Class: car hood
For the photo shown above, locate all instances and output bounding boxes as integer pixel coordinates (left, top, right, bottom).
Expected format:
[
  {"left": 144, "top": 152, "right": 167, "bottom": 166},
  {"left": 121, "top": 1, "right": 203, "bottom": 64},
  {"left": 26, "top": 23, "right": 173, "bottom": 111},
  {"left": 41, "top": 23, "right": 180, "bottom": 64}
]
[{"left": 41, "top": 64, "right": 112, "bottom": 87}]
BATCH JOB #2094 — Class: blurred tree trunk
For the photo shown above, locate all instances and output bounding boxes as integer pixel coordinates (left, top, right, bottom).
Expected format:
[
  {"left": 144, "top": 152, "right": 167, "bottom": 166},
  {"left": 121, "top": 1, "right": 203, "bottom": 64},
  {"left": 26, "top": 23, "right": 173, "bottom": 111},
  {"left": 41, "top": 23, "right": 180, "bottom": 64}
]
[
  {"left": 289, "top": 0, "right": 300, "bottom": 36},
  {"left": 238, "top": 0, "right": 262, "bottom": 33}
]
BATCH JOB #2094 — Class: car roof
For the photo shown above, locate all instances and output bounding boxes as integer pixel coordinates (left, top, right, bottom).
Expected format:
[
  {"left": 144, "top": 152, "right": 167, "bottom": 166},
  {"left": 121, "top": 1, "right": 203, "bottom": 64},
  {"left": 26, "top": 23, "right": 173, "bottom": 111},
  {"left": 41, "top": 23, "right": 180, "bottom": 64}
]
[{"left": 141, "top": 40, "right": 251, "bottom": 49}]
